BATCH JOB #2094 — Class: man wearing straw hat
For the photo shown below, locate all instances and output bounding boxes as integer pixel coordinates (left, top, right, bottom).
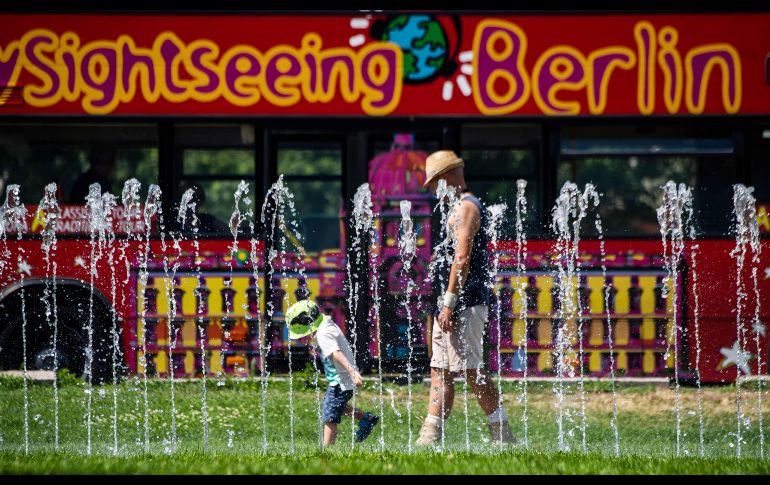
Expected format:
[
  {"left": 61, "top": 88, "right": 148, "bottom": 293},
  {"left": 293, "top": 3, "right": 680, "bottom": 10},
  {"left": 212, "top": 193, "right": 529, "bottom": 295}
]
[{"left": 415, "top": 150, "right": 515, "bottom": 446}]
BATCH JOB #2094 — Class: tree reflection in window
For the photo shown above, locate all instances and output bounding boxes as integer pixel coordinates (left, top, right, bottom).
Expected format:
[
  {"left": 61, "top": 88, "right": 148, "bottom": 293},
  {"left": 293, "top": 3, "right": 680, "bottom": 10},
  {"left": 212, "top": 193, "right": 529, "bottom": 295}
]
[{"left": 277, "top": 143, "right": 342, "bottom": 253}]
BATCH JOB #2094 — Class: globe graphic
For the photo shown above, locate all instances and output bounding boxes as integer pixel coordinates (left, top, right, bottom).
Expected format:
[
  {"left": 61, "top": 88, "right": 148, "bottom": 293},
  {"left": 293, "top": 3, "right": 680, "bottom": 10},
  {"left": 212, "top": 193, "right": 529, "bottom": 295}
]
[{"left": 381, "top": 14, "right": 448, "bottom": 82}]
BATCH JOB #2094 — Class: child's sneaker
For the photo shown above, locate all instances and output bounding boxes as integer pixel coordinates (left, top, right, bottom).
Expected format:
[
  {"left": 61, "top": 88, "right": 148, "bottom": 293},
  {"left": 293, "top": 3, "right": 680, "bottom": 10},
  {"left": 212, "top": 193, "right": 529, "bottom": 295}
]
[{"left": 356, "top": 413, "right": 379, "bottom": 442}]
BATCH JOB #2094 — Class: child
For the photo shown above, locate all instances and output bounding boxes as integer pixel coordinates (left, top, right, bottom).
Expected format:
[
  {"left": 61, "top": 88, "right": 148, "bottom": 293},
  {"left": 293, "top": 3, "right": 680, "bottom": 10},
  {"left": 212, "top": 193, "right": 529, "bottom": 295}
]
[{"left": 286, "top": 299, "right": 379, "bottom": 446}]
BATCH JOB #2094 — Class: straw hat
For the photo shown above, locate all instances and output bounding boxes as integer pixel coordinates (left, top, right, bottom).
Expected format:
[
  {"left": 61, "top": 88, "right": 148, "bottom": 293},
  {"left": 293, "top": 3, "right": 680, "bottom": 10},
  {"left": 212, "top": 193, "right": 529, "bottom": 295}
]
[{"left": 423, "top": 150, "right": 465, "bottom": 187}]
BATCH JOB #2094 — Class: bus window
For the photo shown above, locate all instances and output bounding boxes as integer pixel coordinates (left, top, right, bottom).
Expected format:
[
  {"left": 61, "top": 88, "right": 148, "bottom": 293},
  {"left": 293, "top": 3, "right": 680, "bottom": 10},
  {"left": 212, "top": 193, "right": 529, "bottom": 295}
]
[
  {"left": 276, "top": 140, "right": 343, "bottom": 253},
  {"left": 175, "top": 124, "right": 256, "bottom": 237},
  {"left": 460, "top": 123, "right": 542, "bottom": 238},
  {"left": 0, "top": 123, "right": 158, "bottom": 207},
  {"left": 558, "top": 125, "right": 736, "bottom": 237}
]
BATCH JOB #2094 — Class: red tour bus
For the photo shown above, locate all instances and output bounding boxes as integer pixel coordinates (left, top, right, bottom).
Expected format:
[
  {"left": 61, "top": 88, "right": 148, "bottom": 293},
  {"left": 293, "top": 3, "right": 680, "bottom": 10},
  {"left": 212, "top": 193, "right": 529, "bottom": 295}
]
[{"left": 0, "top": 10, "right": 768, "bottom": 384}]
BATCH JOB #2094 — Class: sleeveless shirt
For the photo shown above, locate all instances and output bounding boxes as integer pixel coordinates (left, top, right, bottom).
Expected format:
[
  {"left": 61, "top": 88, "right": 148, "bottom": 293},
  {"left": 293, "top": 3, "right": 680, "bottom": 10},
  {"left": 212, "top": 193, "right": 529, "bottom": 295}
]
[{"left": 433, "top": 193, "right": 491, "bottom": 313}]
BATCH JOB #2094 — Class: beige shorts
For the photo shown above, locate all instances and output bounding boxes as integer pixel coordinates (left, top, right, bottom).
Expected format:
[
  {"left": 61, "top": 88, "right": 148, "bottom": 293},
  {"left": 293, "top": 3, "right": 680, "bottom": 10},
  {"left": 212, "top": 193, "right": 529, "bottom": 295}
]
[{"left": 430, "top": 304, "right": 488, "bottom": 372}]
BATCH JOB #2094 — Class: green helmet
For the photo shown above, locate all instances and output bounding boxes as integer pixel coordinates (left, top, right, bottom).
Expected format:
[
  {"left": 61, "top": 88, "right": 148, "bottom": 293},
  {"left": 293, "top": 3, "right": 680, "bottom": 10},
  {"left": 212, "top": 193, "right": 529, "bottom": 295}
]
[{"left": 286, "top": 299, "right": 324, "bottom": 340}]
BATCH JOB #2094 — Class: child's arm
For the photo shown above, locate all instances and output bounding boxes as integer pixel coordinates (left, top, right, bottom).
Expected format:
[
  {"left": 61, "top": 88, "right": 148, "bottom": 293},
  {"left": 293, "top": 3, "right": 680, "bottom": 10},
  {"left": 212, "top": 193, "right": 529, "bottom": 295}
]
[{"left": 331, "top": 350, "right": 364, "bottom": 387}]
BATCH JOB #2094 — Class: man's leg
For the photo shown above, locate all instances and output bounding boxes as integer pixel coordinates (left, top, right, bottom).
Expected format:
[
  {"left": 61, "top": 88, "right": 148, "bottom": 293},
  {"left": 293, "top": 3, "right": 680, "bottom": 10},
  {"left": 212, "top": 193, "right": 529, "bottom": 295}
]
[
  {"left": 428, "top": 367, "right": 455, "bottom": 420},
  {"left": 467, "top": 367, "right": 515, "bottom": 444},
  {"left": 461, "top": 304, "right": 516, "bottom": 445},
  {"left": 466, "top": 368, "right": 499, "bottom": 415},
  {"left": 417, "top": 314, "right": 458, "bottom": 446},
  {"left": 323, "top": 422, "right": 337, "bottom": 446},
  {"left": 416, "top": 367, "right": 455, "bottom": 446}
]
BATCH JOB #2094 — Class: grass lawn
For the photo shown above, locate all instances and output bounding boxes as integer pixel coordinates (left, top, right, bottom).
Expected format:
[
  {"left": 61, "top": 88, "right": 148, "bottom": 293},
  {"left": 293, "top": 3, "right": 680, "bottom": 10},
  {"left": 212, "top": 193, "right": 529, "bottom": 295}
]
[{"left": 1, "top": 373, "right": 768, "bottom": 474}]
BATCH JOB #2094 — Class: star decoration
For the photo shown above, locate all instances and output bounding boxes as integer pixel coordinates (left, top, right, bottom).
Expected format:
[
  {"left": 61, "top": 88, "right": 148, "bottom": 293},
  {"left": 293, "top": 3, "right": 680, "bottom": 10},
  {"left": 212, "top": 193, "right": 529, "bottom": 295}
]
[
  {"left": 74, "top": 256, "right": 86, "bottom": 268},
  {"left": 17, "top": 259, "right": 31, "bottom": 276},
  {"left": 753, "top": 321, "right": 766, "bottom": 338},
  {"left": 718, "top": 340, "right": 753, "bottom": 376}
]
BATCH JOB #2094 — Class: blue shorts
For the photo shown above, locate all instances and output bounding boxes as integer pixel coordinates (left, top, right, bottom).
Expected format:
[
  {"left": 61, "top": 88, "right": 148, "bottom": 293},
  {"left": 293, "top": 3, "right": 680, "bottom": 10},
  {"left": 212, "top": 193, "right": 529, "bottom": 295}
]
[{"left": 322, "top": 385, "right": 354, "bottom": 424}]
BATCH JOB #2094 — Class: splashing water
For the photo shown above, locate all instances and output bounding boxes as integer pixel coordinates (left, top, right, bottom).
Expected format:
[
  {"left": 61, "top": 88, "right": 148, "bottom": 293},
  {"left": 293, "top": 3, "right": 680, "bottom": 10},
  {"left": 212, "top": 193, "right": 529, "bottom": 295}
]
[
  {"left": 684, "top": 192, "right": 705, "bottom": 458},
  {"left": 429, "top": 179, "right": 462, "bottom": 449},
  {"left": 38, "top": 183, "right": 61, "bottom": 450},
  {"left": 350, "top": 184, "right": 378, "bottom": 449},
  {"left": 551, "top": 181, "right": 599, "bottom": 452},
  {"left": 223, "top": 181, "right": 250, "bottom": 445},
  {"left": 247, "top": 193, "right": 267, "bottom": 453},
  {"left": 751, "top": 267, "right": 765, "bottom": 458},
  {"left": 178, "top": 187, "right": 209, "bottom": 452},
  {"left": 118, "top": 179, "right": 142, "bottom": 454},
  {"left": 730, "top": 184, "right": 761, "bottom": 458},
  {"left": 142, "top": 184, "right": 178, "bottom": 454},
  {"left": 353, "top": 183, "right": 385, "bottom": 450},
  {"left": 5, "top": 173, "right": 768, "bottom": 459},
  {"left": 2, "top": 185, "right": 28, "bottom": 453},
  {"left": 101, "top": 190, "right": 118, "bottom": 452},
  {"left": 657, "top": 181, "right": 694, "bottom": 456},
  {"left": 596, "top": 212, "right": 620, "bottom": 456},
  {"left": 261, "top": 176, "right": 307, "bottom": 453},
  {"left": 485, "top": 202, "right": 507, "bottom": 450},
  {"left": 169, "top": 203, "right": 188, "bottom": 454},
  {"left": 347, "top": 186, "right": 369, "bottom": 449},
  {"left": 513, "top": 180, "right": 529, "bottom": 449},
  {"left": 84, "top": 184, "right": 115, "bottom": 454},
  {"left": 258, "top": 180, "right": 282, "bottom": 453},
  {"left": 229, "top": 181, "right": 250, "bottom": 241},
  {"left": 398, "top": 199, "right": 417, "bottom": 452},
  {"left": 0, "top": 186, "right": 26, "bottom": 276},
  {"left": 134, "top": 183, "right": 160, "bottom": 453},
  {"left": 105, "top": 190, "right": 120, "bottom": 455},
  {"left": 309, "top": 349, "right": 323, "bottom": 451},
  {"left": 387, "top": 388, "right": 402, "bottom": 419}
]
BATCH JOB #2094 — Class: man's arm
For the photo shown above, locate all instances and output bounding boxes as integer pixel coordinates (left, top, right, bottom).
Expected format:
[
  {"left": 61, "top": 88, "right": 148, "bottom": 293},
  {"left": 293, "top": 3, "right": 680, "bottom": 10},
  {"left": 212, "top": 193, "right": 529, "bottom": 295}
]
[
  {"left": 331, "top": 350, "right": 364, "bottom": 387},
  {"left": 439, "top": 200, "right": 481, "bottom": 331},
  {"left": 446, "top": 200, "right": 480, "bottom": 295}
]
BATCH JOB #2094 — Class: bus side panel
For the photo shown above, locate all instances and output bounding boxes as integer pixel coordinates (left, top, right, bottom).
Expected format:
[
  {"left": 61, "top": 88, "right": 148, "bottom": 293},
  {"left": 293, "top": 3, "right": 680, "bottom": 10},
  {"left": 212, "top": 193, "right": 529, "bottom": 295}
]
[{"left": 686, "top": 240, "right": 769, "bottom": 383}]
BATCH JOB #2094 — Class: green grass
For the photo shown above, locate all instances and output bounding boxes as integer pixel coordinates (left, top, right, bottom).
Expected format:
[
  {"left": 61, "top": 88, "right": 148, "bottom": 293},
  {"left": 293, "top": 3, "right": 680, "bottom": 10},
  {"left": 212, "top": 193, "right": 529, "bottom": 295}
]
[
  {"left": 1, "top": 450, "right": 768, "bottom": 474},
  {"left": 0, "top": 373, "right": 768, "bottom": 474}
]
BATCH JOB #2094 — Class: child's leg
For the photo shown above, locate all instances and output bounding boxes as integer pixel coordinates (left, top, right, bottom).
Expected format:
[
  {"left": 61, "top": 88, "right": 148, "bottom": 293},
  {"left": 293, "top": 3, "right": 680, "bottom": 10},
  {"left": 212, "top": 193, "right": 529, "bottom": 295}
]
[
  {"left": 323, "top": 422, "right": 337, "bottom": 446},
  {"left": 341, "top": 404, "right": 366, "bottom": 420}
]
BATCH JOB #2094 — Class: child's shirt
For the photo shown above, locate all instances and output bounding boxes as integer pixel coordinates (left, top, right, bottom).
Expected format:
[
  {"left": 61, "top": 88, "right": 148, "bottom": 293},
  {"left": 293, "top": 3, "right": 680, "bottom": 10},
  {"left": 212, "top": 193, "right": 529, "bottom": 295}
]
[{"left": 314, "top": 314, "right": 357, "bottom": 391}]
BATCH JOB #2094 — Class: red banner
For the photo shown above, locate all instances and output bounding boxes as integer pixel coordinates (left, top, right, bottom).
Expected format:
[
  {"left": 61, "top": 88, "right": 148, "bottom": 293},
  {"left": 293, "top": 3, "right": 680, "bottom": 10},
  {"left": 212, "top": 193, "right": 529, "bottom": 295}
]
[
  {"left": 2, "top": 205, "right": 149, "bottom": 235},
  {"left": 0, "top": 12, "right": 768, "bottom": 116}
]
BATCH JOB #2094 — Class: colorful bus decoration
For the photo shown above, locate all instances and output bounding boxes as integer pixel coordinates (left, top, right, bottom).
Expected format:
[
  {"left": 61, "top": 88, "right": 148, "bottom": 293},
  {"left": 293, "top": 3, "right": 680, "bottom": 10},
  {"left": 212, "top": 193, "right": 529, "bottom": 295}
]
[{"left": 0, "top": 11, "right": 768, "bottom": 385}]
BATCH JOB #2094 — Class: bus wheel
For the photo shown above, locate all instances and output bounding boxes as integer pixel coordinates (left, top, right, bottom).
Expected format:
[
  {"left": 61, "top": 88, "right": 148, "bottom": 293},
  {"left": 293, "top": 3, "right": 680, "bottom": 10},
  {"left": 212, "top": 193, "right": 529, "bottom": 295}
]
[{"left": 0, "top": 290, "right": 121, "bottom": 384}]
